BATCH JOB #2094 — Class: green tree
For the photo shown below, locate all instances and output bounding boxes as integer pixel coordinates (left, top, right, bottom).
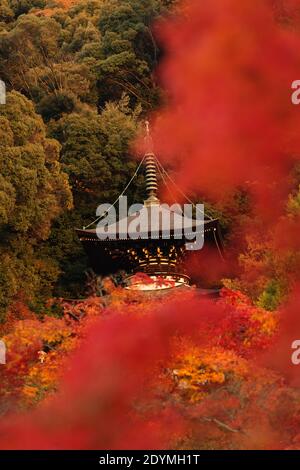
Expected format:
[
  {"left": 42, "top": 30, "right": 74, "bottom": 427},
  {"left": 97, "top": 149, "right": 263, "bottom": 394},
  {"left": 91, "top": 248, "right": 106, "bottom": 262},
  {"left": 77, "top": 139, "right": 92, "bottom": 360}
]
[
  {"left": 0, "top": 12, "right": 97, "bottom": 120},
  {"left": 8, "top": 0, "right": 46, "bottom": 18},
  {"left": 44, "top": 96, "right": 143, "bottom": 296},
  {"left": 0, "top": 0, "right": 14, "bottom": 23},
  {"left": 0, "top": 91, "right": 72, "bottom": 319},
  {"left": 96, "top": 0, "right": 165, "bottom": 109}
]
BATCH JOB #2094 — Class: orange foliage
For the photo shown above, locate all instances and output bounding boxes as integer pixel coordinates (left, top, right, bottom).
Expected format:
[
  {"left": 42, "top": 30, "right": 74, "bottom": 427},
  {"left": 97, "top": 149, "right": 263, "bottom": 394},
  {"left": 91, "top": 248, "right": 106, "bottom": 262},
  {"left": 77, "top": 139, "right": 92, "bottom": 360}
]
[{"left": 35, "top": 0, "right": 79, "bottom": 17}]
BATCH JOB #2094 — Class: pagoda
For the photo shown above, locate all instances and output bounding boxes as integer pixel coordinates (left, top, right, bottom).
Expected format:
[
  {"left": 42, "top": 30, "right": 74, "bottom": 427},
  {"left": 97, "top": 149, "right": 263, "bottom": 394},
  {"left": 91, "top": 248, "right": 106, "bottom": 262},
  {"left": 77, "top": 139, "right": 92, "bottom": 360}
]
[{"left": 76, "top": 123, "right": 223, "bottom": 291}]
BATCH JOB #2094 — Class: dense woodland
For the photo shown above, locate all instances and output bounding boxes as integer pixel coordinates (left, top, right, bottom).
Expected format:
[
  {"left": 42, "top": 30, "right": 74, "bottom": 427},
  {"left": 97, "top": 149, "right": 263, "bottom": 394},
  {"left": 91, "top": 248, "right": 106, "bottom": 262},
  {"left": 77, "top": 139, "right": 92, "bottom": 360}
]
[
  {"left": 0, "top": 0, "right": 178, "bottom": 318},
  {"left": 1, "top": 0, "right": 300, "bottom": 450}
]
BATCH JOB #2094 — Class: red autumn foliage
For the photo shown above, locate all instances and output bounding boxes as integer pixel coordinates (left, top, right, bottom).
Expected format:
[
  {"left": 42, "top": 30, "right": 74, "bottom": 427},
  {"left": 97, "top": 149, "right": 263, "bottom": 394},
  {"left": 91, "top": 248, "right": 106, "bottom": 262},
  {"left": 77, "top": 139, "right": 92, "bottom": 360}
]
[
  {"left": 152, "top": 0, "right": 300, "bottom": 220},
  {"left": 0, "top": 286, "right": 289, "bottom": 450},
  {"left": 259, "top": 287, "right": 300, "bottom": 386}
]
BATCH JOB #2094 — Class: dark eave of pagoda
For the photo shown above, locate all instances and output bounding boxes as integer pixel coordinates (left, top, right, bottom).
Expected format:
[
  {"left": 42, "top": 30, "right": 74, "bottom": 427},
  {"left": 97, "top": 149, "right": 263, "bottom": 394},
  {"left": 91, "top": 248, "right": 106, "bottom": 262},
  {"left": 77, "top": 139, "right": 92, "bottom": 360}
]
[{"left": 76, "top": 217, "right": 220, "bottom": 242}]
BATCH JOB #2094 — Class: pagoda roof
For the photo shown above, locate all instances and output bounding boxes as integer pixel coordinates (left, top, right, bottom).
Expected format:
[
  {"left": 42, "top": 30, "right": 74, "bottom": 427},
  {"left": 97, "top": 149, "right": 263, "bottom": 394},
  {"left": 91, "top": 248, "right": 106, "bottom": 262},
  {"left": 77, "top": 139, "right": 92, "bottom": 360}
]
[{"left": 76, "top": 204, "right": 219, "bottom": 242}]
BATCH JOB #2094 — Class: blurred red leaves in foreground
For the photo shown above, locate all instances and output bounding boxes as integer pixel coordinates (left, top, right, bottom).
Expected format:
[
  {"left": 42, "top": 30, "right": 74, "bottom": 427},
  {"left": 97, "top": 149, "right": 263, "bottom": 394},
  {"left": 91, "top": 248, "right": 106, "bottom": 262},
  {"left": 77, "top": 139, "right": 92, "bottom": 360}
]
[
  {"left": 152, "top": 0, "right": 300, "bottom": 216},
  {"left": 0, "top": 285, "right": 298, "bottom": 450}
]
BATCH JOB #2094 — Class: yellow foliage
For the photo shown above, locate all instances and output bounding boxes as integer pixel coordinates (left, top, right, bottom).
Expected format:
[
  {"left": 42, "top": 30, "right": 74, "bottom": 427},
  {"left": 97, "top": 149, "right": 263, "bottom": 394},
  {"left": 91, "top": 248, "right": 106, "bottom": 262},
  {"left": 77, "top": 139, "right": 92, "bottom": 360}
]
[{"left": 172, "top": 341, "right": 249, "bottom": 402}]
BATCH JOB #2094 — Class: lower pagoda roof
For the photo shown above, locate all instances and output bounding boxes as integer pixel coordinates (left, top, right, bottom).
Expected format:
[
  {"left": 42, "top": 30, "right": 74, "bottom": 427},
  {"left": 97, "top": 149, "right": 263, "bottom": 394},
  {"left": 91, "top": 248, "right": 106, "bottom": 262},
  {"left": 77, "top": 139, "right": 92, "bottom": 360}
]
[{"left": 76, "top": 204, "right": 219, "bottom": 242}]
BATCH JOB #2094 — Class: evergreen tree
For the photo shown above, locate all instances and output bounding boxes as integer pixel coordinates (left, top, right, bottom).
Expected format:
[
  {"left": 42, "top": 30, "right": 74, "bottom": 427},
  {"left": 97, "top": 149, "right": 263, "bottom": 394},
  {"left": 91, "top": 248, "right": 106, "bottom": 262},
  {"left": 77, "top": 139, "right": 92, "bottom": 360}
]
[{"left": 0, "top": 91, "right": 72, "bottom": 319}]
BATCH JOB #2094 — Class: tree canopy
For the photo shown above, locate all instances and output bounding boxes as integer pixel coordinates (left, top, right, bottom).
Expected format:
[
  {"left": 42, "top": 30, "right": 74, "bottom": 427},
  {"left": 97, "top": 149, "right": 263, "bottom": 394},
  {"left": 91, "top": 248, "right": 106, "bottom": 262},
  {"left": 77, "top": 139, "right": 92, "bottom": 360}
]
[
  {"left": 0, "top": 91, "right": 72, "bottom": 318},
  {"left": 0, "top": 0, "right": 170, "bottom": 305}
]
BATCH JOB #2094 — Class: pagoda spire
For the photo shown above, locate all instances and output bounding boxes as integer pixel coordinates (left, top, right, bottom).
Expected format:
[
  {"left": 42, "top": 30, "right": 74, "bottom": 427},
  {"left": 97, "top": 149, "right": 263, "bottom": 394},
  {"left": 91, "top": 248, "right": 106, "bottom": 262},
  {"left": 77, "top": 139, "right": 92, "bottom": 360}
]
[{"left": 144, "top": 121, "right": 160, "bottom": 206}]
